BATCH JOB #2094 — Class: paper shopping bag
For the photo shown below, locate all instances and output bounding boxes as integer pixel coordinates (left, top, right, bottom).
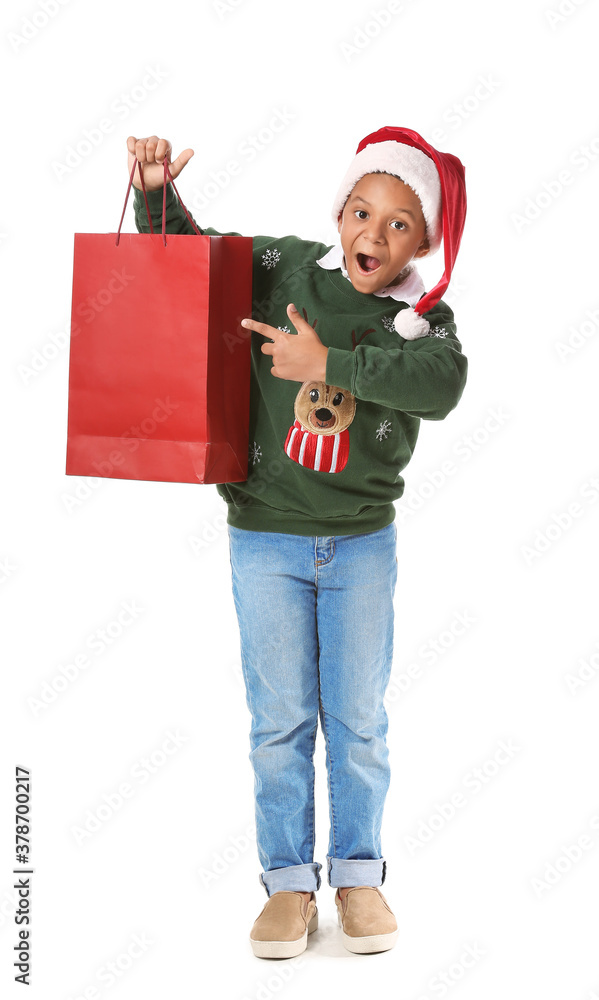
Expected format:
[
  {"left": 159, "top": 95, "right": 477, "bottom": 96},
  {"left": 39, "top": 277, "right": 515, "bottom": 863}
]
[{"left": 66, "top": 158, "right": 253, "bottom": 484}]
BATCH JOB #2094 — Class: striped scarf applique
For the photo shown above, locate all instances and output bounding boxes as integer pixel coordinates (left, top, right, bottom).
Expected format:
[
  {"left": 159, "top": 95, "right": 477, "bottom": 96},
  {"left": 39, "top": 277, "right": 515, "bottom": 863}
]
[{"left": 284, "top": 419, "right": 350, "bottom": 473}]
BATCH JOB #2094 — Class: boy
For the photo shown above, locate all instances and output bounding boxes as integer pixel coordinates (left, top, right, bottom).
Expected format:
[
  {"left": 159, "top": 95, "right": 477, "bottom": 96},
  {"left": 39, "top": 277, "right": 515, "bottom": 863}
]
[{"left": 127, "top": 127, "right": 467, "bottom": 958}]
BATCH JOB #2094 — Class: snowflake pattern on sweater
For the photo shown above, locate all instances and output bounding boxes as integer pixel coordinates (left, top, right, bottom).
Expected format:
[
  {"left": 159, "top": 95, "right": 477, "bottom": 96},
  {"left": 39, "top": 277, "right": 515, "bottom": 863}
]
[
  {"left": 261, "top": 248, "right": 281, "bottom": 269},
  {"left": 249, "top": 441, "right": 262, "bottom": 465},
  {"left": 376, "top": 420, "right": 392, "bottom": 441}
]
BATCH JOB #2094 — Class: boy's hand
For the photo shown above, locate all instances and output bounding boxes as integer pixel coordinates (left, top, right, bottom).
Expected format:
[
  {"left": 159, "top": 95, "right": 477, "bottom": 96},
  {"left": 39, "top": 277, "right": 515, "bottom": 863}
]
[
  {"left": 126, "top": 135, "right": 194, "bottom": 192},
  {"left": 242, "top": 304, "right": 329, "bottom": 383}
]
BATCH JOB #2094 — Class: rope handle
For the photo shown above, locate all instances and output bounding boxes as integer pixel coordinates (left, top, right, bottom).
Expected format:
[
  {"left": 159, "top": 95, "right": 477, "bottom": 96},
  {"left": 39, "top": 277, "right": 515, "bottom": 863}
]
[{"left": 116, "top": 156, "right": 202, "bottom": 246}]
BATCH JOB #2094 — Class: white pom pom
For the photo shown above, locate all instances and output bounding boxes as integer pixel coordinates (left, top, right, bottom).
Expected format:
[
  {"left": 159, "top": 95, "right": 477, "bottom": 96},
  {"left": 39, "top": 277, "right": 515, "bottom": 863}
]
[{"left": 394, "top": 307, "right": 430, "bottom": 340}]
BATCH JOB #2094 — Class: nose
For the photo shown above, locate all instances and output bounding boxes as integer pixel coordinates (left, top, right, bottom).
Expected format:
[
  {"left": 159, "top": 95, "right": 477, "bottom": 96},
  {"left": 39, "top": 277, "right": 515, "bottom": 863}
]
[{"left": 363, "top": 218, "right": 385, "bottom": 243}]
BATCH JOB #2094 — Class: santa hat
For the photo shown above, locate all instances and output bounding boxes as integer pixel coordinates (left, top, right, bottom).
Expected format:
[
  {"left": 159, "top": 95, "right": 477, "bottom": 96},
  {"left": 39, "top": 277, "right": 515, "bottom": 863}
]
[{"left": 332, "top": 127, "right": 467, "bottom": 339}]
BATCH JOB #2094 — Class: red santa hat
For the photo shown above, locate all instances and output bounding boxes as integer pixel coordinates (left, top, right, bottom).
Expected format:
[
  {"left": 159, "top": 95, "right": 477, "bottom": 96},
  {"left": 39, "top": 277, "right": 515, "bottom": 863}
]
[{"left": 332, "top": 127, "right": 467, "bottom": 339}]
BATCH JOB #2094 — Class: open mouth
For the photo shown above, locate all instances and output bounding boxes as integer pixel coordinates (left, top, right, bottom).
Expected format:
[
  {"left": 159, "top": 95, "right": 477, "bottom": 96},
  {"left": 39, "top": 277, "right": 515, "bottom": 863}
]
[{"left": 356, "top": 252, "right": 381, "bottom": 275}]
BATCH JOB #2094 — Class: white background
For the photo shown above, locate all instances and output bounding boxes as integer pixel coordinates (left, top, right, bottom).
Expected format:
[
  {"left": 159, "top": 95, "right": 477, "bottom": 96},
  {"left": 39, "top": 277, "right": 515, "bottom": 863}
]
[{"left": 2, "top": 0, "right": 599, "bottom": 996}]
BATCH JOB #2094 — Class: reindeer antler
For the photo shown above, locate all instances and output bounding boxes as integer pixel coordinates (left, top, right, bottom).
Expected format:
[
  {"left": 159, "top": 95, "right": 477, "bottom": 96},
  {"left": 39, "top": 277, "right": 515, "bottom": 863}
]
[
  {"left": 351, "top": 328, "right": 375, "bottom": 351},
  {"left": 302, "top": 307, "right": 317, "bottom": 330}
]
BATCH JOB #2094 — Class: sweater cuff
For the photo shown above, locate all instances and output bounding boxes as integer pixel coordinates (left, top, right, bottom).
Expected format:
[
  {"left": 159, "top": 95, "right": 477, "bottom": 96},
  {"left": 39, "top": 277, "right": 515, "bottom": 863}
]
[{"left": 325, "top": 346, "right": 355, "bottom": 393}]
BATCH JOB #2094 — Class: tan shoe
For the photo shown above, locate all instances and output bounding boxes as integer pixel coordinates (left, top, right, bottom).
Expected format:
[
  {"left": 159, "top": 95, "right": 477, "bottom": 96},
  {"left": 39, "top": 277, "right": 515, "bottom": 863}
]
[
  {"left": 250, "top": 890, "right": 318, "bottom": 959},
  {"left": 335, "top": 886, "right": 398, "bottom": 954}
]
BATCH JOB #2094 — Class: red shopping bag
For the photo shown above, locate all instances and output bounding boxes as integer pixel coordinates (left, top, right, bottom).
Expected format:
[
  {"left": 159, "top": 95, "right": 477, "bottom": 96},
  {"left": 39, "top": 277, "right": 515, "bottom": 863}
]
[{"left": 65, "top": 157, "right": 253, "bottom": 484}]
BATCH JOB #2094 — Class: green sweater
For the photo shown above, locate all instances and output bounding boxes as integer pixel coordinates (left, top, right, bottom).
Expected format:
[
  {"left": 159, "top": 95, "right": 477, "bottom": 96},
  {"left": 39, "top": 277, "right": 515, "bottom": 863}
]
[{"left": 133, "top": 184, "right": 468, "bottom": 536}]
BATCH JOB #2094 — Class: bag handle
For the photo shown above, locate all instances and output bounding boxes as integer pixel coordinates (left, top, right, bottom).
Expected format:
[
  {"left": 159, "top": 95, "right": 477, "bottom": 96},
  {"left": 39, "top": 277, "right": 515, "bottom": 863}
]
[{"left": 116, "top": 156, "right": 202, "bottom": 246}]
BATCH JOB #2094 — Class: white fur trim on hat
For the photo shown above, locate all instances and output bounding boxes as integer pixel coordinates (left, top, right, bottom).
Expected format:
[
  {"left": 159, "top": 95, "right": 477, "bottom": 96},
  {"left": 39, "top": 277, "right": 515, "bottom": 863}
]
[
  {"left": 332, "top": 140, "right": 442, "bottom": 254},
  {"left": 394, "top": 307, "right": 430, "bottom": 340}
]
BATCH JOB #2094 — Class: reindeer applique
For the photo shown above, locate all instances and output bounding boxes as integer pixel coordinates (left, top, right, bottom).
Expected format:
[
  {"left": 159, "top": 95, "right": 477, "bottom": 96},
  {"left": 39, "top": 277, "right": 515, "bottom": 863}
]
[{"left": 283, "top": 312, "right": 374, "bottom": 473}]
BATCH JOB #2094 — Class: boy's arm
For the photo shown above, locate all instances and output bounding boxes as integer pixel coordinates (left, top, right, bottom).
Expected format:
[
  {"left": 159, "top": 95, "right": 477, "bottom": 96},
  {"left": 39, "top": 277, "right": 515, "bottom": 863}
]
[
  {"left": 133, "top": 182, "right": 241, "bottom": 237},
  {"left": 324, "top": 300, "right": 467, "bottom": 420}
]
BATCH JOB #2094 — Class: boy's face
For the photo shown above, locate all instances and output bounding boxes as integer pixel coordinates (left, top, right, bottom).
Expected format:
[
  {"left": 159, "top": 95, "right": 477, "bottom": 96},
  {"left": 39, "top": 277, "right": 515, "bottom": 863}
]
[{"left": 337, "top": 172, "right": 430, "bottom": 294}]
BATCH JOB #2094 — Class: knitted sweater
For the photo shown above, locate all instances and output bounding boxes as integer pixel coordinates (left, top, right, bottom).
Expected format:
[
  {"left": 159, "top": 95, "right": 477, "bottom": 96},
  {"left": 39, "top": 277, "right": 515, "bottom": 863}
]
[{"left": 133, "top": 184, "right": 468, "bottom": 536}]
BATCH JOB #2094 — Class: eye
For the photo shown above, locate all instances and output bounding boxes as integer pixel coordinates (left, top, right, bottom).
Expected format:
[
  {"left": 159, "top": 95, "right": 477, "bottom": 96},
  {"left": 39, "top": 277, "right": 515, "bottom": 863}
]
[
  {"left": 309, "top": 388, "right": 320, "bottom": 402},
  {"left": 391, "top": 220, "right": 406, "bottom": 231},
  {"left": 332, "top": 392, "right": 344, "bottom": 406},
  {"left": 354, "top": 210, "right": 368, "bottom": 220}
]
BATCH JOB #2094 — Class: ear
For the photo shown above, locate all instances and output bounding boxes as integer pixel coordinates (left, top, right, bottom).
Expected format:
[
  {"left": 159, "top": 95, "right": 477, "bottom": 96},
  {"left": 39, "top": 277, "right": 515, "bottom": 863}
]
[
  {"left": 413, "top": 235, "right": 430, "bottom": 259},
  {"left": 337, "top": 211, "right": 343, "bottom": 234}
]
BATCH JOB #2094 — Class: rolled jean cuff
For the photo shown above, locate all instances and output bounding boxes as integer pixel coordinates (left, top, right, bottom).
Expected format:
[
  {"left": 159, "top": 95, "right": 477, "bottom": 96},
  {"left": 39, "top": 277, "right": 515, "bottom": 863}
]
[
  {"left": 259, "top": 862, "right": 322, "bottom": 897},
  {"left": 327, "top": 857, "right": 387, "bottom": 888}
]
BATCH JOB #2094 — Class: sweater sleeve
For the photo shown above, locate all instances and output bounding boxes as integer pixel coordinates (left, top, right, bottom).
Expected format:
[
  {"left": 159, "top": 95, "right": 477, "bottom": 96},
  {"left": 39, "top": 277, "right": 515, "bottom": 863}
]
[
  {"left": 133, "top": 182, "right": 245, "bottom": 237},
  {"left": 324, "top": 300, "right": 467, "bottom": 420}
]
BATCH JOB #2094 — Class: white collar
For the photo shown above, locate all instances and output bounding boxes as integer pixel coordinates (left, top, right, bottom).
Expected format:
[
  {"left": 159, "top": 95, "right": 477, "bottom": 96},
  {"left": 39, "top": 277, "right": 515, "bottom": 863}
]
[{"left": 316, "top": 243, "right": 425, "bottom": 305}]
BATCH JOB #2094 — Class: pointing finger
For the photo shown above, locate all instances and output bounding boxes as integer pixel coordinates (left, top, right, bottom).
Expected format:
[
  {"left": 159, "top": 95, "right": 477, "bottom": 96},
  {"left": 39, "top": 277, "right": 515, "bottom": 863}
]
[{"left": 241, "top": 318, "right": 280, "bottom": 339}]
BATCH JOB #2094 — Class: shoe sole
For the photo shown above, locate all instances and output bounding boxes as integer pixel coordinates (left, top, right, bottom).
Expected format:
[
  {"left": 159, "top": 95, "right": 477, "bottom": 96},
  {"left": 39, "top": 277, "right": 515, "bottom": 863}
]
[
  {"left": 337, "top": 909, "right": 398, "bottom": 954},
  {"left": 250, "top": 910, "right": 318, "bottom": 959}
]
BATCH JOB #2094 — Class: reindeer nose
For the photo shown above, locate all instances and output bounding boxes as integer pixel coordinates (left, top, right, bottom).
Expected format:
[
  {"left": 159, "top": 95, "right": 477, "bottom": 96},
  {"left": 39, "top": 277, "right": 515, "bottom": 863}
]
[{"left": 315, "top": 408, "right": 332, "bottom": 420}]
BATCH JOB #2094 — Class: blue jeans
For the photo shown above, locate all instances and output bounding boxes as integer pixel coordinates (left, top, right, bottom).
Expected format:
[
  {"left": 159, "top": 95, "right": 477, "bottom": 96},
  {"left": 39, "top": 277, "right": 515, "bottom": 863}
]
[{"left": 227, "top": 520, "right": 398, "bottom": 896}]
